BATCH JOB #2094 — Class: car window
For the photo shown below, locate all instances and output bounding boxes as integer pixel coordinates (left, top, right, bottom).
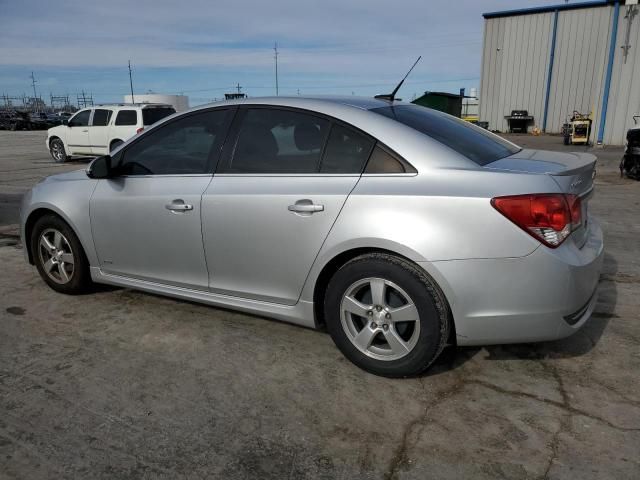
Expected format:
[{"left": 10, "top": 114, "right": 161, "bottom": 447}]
[
  {"left": 320, "top": 124, "right": 374, "bottom": 173},
  {"left": 225, "top": 108, "right": 330, "bottom": 173},
  {"left": 371, "top": 105, "right": 520, "bottom": 166},
  {"left": 117, "top": 110, "right": 230, "bottom": 175},
  {"left": 92, "top": 109, "right": 112, "bottom": 126},
  {"left": 142, "top": 107, "right": 176, "bottom": 126},
  {"left": 68, "top": 110, "right": 90, "bottom": 127},
  {"left": 115, "top": 110, "right": 138, "bottom": 126},
  {"left": 364, "top": 145, "right": 415, "bottom": 173}
]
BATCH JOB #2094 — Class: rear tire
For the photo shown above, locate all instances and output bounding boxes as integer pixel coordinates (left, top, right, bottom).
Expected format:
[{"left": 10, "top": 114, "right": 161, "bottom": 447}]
[
  {"left": 324, "top": 253, "right": 450, "bottom": 377},
  {"left": 30, "top": 214, "right": 92, "bottom": 294},
  {"left": 50, "top": 138, "right": 69, "bottom": 163}
]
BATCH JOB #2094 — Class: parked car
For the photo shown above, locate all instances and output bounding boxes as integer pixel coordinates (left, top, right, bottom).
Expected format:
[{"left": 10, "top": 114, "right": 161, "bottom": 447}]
[
  {"left": 0, "top": 111, "right": 32, "bottom": 130},
  {"left": 21, "top": 96, "right": 603, "bottom": 377},
  {"left": 45, "top": 103, "right": 176, "bottom": 162}
]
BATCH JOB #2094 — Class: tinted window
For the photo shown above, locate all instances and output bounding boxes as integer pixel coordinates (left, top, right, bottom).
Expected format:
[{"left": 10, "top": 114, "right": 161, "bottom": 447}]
[
  {"left": 365, "top": 146, "right": 414, "bottom": 173},
  {"left": 92, "top": 109, "right": 112, "bottom": 126},
  {"left": 69, "top": 110, "right": 90, "bottom": 127},
  {"left": 117, "top": 110, "right": 229, "bottom": 175},
  {"left": 226, "top": 108, "right": 330, "bottom": 173},
  {"left": 143, "top": 107, "right": 176, "bottom": 126},
  {"left": 371, "top": 105, "right": 520, "bottom": 166},
  {"left": 320, "top": 124, "right": 374, "bottom": 173},
  {"left": 115, "top": 110, "right": 138, "bottom": 126}
]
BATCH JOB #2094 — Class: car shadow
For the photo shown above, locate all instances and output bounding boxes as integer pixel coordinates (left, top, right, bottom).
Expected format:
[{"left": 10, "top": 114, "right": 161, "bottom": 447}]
[{"left": 423, "top": 251, "right": 617, "bottom": 376}]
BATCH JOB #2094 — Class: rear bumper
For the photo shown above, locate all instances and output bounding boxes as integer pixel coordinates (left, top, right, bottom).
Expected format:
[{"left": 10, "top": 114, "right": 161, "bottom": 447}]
[{"left": 420, "top": 217, "right": 604, "bottom": 346}]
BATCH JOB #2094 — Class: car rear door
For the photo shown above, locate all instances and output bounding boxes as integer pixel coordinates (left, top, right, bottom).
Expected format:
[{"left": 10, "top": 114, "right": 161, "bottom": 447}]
[
  {"left": 201, "top": 106, "right": 375, "bottom": 305},
  {"left": 90, "top": 108, "right": 234, "bottom": 289},
  {"left": 66, "top": 109, "right": 92, "bottom": 155},
  {"left": 111, "top": 108, "right": 139, "bottom": 144},
  {"left": 89, "top": 108, "right": 113, "bottom": 155}
]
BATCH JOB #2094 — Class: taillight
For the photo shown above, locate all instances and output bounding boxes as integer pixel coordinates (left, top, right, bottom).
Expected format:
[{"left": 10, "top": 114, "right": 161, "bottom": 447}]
[
  {"left": 491, "top": 194, "right": 582, "bottom": 248},
  {"left": 136, "top": 127, "right": 144, "bottom": 134}
]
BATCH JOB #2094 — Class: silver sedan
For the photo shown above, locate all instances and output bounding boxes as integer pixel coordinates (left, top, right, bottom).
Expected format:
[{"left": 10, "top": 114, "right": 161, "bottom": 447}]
[{"left": 20, "top": 96, "right": 603, "bottom": 377}]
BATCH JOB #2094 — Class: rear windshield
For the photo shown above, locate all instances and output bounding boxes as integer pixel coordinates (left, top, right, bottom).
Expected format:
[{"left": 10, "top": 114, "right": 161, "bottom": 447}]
[
  {"left": 371, "top": 105, "right": 520, "bottom": 166},
  {"left": 142, "top": 107, "right": 176, "bottom": 126}
]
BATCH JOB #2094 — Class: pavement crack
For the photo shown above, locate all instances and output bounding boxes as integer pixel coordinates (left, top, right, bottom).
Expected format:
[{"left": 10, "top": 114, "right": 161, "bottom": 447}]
[
  {"left": 468, "top": 379, "right": 640, "bottom": 433},
  {"left": 384, "top": 374, "right": 464, "bottom": 480},
  {"left": 541, "top": 363, "right": 571, "bottom": 480}
]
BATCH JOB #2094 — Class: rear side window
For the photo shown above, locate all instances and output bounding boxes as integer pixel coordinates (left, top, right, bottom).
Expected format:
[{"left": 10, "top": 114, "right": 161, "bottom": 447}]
[
  {"left": 115, "top": 110, "right": 138, "bottom": 126},
  {"left": 225, "top": 108, "right": 330, "bottom": 173},
  {"left": 320, "top": 124, "right": 374, "bottom": 173},
  {"left": 92, "top": 109, "right": 112, "bottom": 126},
  {"left": 143, "top": 107, "right": 176, "bottom": 126},
  {"left": 371, "top": 105, "right": 520, "bottom": 166},
  {"left": 365, "top": 146, "right": 415, "bottom": 173}
]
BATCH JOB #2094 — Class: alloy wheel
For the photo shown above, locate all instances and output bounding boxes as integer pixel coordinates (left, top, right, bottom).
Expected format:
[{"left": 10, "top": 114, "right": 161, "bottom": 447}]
[
  {"left": 37, "top": 228, "right": 75, "bottom": 284},
  {"left": 51, "top": 142, "right": 64, "bottom": 161},
  {"left": 340, "top": 277, "right": 421, "bottom": 361}
]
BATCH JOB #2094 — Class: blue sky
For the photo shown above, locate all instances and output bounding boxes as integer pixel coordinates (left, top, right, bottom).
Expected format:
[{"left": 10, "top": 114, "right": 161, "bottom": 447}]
[{"left": 0, "top": 0, "right": 560, "bottom": 106}]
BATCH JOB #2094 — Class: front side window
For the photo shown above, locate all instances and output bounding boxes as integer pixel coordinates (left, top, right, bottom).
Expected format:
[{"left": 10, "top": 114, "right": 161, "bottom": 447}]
[
  {"left": 371, "top": 105, "right": 520, "bottom": 166},
  {"left": 225, "top": 108, "right": 330, "bottom": 173},
  {"left": 68, "top": 110, "right": 90, "bottom": 127},
  {"left": 320, "top": 124, "right": 374, "bottom": 173},
  {"left": 92, "top": 109, "right": 113, "bottom": 126},
  {"left": 115, "top": 110, "right": 138, "bottom": 126},
  {"left": 117, "top": 110, "right": 230, "bottom": 175}
]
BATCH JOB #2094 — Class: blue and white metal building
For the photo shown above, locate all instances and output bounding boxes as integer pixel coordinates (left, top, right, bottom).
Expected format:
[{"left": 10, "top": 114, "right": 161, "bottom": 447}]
[{"left": 479, "top": 0, "right": 640, "bottom": 145}]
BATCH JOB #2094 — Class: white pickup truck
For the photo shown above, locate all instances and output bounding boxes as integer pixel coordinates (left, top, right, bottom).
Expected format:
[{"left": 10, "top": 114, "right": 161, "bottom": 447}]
[{"left": 46, "top": 103, "right": 176, "bottom": 162}]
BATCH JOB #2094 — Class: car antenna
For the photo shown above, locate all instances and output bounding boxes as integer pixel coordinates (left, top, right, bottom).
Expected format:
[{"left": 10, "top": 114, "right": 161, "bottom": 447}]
[{"left": 374, "top": 56, "right": 422, "bottom": 102}]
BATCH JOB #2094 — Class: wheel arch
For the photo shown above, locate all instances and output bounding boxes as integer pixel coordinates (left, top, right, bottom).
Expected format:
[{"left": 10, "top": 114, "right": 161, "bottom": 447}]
[
  {"left": 24, "top": 207, "right": 86, "bottom": 265},
  {"left": 311, "top": 246, "right": 456, "bottom": 344},
  {"left": 109, "top": 138, "right": 124, "bottom": 150}
]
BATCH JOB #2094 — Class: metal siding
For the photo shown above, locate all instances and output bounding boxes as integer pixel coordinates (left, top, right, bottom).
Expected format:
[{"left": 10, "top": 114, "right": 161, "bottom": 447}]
[
  {"left": 545, "top": 6, "right": 611, "bottom": 134},
  {"left": 479, "top": 12, "right": 553, "bottom": 132},
  {"left": 603, "top": 6, "right": 640, "bottom": 145}
]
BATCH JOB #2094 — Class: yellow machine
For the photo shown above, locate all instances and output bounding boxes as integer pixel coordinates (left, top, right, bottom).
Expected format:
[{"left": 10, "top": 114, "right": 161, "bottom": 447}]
[{"left": 562, "top": 111, "right": 592, "bottom": 145}]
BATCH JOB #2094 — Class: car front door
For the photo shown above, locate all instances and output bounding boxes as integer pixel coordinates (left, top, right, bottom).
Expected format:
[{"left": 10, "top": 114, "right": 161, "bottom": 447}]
[
  {"left": 90, "top": 108, "right": 234, "bottom": 289},
  {"left": 89, "top": 108, "right": 113, "bottom": 155},
  {"left": 66, "top": 109, "right": 92, "bottom": 155},
  {"left": 202, "top": 107, "right": 375, "bottom": 305}
]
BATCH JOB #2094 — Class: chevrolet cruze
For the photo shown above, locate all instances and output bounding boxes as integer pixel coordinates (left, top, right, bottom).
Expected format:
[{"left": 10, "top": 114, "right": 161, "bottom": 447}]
[{"left": 20, "top": 96, "right": 604, "bottom": 377}]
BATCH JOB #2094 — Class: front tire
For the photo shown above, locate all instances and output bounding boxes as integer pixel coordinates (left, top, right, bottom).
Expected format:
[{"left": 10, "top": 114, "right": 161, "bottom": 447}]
[
  {"left": 49, "top": 138, "right": 69, "bottom": 163},
  {"left": 324, "top": 253, "right": 450, "bottom": 377},
  {"left": 30, "top": 214, "right": 92, "bottom": 294}
]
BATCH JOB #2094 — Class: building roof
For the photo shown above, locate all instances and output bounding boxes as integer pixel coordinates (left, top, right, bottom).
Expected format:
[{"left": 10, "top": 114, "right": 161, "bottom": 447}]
[{"left": 483, "top": 0, "right": 617, "bottom": 19}]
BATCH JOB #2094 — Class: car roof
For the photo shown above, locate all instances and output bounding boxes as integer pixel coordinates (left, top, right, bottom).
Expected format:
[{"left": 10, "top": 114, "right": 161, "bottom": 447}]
[
  {"left": 192, "top": 95, "right": 407, "bottom": 112},
  {"left": 89, "top": 103, "right": 174, "bottom": 109}
]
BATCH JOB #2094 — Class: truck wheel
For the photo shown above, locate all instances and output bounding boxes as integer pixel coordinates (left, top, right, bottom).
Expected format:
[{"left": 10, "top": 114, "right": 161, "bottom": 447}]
[{"left": 50, "top": 139, "right": 69, "bottom": 163}]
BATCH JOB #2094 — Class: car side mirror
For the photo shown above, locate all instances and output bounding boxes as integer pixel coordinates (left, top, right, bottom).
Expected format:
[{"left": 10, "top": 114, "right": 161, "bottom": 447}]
[
  {"left": 62, "top": 119, "right": 69, "bottom": 126},
  {"left": 87, "top": 155, "right": 113, "bottom": 179}
]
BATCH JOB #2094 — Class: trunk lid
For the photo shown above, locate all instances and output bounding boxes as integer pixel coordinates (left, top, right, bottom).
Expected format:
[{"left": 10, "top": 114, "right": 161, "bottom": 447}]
[{"left": 485, "top": 149, "right": 597, "bottom": 247}]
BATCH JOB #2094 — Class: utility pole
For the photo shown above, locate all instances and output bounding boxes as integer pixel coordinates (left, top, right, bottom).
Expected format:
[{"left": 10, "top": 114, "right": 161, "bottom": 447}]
[
  {"left": 29, "top": 72, "right": 38, "bottom": 111},
  {"left": 236, "top": 82, "right": 242, "bottom": 94},
  {"left": 274, "top": 42, "right": 279, "bottom": 96},
  {"left": 128, "top": 60, "right": 135, "bottom": 103}
]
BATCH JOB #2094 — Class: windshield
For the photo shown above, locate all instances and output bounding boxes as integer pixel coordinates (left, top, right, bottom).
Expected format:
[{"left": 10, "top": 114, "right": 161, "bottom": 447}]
[
  {"left": 371, "top": 104, "right": 520, "bottom": 166},
  {"left": 142, "top": 107, "right": 176, "bottom": 126}
]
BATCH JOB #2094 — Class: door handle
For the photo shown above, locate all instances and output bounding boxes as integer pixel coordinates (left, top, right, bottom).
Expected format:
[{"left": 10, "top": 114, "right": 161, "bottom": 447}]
[
  {"left": 82, "top": 129, "right": 88, "bottom": 132},
  {"left": 165, "top": 200, "right": 193, "bottom": 213},
  {"left": 288, "top": 199, "right": 324, "bottom": 214}
]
